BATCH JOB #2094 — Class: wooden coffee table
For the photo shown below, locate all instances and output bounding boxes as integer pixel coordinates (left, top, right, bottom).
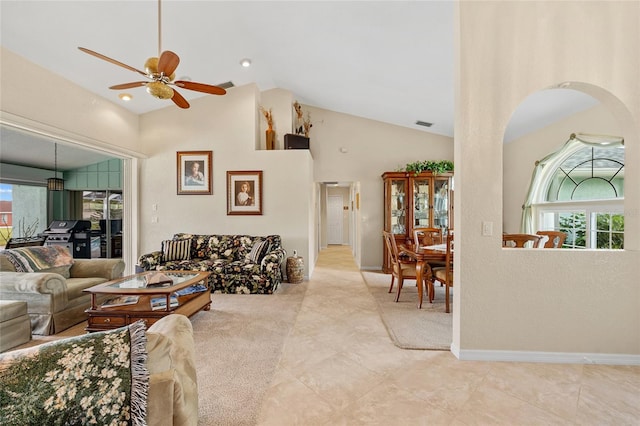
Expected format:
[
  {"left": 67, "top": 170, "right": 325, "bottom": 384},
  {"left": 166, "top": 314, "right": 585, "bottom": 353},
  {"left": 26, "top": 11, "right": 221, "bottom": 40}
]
[{"left": 84, "top": 270, "right": 211, "bottom": 332}]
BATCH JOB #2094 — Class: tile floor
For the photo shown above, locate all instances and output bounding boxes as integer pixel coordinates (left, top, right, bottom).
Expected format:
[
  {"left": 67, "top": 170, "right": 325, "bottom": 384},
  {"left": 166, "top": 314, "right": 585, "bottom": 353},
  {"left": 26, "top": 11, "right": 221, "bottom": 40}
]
[{"left": 256, "top": 245, "right": 640, "bottom": 425}]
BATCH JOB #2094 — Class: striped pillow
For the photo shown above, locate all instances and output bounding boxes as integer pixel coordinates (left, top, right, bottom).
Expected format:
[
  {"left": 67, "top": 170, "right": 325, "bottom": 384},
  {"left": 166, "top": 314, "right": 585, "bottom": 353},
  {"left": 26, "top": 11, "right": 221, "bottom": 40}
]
[
  {"left": 247, "top": 240, "right": 270, "bottom": 263},
  {"left": 162, "top": 239, "right": 191, "bottom": 261}
]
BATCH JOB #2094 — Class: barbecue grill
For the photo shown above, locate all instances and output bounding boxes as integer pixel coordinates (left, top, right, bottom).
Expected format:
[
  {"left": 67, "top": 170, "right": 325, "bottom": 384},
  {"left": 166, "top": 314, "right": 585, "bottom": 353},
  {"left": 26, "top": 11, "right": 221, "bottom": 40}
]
[{"left": 43, "top": 220, "right": 92, "bottom": 259}]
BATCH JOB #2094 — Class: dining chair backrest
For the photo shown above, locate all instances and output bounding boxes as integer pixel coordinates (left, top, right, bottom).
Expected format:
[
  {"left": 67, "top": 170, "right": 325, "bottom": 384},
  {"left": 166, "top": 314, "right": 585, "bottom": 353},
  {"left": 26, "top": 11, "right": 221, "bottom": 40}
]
[
  {"left": 432, "top": 228, "right": 454, "bottom": 313},
  {"left": 383, "top": 230, "right": 401, "bottom": 268},
  {"left": 536, "top": 230, "right": 567, "bottom": 248},
  {"left": 502, "top": 233, "right": 544, "bottom": 248},
  {"left": 413, "top": 227, "right": 443, "bottom": 247},
  {"left": 444, "top": 229, "right": 453, "bottom": 272}
]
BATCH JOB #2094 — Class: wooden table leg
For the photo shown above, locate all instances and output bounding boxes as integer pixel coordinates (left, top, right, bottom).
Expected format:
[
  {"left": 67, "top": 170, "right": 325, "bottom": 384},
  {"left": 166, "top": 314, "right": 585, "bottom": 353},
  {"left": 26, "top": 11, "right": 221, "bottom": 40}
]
[
  {"left": 445, "top": 284, "right": 450, "bottom": 313},
  {"left": 416, "top": 260, "right": 424, "bottom": 309}
]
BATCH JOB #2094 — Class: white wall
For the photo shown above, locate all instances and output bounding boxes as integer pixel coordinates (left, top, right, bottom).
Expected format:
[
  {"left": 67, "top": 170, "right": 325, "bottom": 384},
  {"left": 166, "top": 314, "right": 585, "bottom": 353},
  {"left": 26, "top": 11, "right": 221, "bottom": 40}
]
[
  {"left": 503, "top": 103, "right": 621, "bottom": 233},
  {"left": 456, "top": 1, "right": 640, "bottom": 361},
  {"left": 307, "top": 105, "right": 453, "bottom": 269},
  {"left": 0, "top": 47, "right": 140, "bottom": 153},
  {"left": 137, "top": 84, "right": 315, "bottom": 276},
  {"left": 1, "top": 43, "right": 452, "bottom": 278}
]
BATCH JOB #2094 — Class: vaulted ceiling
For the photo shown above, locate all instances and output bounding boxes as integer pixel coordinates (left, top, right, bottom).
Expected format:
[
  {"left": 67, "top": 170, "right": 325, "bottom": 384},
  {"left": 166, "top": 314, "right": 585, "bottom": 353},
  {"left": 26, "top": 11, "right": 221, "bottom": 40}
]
[{"left": 0, "top": 1, "right": 598, "bottom": 170}]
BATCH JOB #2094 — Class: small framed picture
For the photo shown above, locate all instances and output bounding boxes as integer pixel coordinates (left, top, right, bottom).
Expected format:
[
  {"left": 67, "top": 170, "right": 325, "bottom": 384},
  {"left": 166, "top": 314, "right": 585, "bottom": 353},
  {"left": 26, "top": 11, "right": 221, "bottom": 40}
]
[
  {"left": 227, "top": 171, "right": 263, "bottom": 215},
  {"left": 177, "top": 151, "right": 213, "bottom": 195}
]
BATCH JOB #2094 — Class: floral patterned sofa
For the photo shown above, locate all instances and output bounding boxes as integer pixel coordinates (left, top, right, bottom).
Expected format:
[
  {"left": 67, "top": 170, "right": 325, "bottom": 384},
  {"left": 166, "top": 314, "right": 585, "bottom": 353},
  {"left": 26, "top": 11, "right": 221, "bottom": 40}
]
[{"left": 137, "top": 233, "right": 286, "bottom": 294}]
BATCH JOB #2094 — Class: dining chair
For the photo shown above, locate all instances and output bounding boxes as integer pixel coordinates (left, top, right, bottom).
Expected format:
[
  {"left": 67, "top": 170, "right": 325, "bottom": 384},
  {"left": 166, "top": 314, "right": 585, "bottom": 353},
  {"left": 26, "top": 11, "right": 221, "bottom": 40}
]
[
  {"left": 413, "top": 227, "right": 443, "bottom": 247},
  {"left": 502, "top": 233, "right": 544, "bottom": 248},
  {"left": 432, "top": 229, "right": 453, "bottom": 313},
  {"left": 383, "top": 231, "right": 423, "bottom": 303},
  {"left": 414, "top": 227, "right": 446, "bottom": 281},
  {"left": 536, "top": 230, "right": 567, "bottom": 248}
]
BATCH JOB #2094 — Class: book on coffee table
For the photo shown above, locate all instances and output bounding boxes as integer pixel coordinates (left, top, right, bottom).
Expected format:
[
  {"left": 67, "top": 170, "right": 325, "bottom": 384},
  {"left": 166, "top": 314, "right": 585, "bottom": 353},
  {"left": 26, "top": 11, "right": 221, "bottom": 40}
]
[
  {"left": 145, "top": 272, "right": 173, "bottom": 287},
  {"left": 101, "top": 295, "right": 140, "bottom": 308}
]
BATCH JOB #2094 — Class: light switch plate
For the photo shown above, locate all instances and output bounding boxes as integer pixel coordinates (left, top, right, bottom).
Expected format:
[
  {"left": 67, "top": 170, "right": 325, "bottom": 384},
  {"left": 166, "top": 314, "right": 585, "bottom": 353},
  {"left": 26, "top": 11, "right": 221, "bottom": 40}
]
[{"left": 482, "top": 221, "right": 493, "bottom": 236}]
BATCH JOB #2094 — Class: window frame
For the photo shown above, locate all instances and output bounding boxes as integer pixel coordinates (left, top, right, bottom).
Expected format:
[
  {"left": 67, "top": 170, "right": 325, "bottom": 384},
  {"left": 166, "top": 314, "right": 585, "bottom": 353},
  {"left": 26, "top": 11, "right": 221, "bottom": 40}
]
[
  {"left": 533, "top": 199, "right": 623, "bottom": 249},
  {"left": 522, "top": 134, "right": 625, "bottom": 250}
]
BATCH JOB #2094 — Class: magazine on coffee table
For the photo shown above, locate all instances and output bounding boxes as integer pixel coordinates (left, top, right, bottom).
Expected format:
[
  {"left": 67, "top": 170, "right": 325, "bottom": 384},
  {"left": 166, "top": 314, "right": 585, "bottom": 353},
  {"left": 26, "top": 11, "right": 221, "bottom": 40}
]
[
  {"left": 101, "top": 295, "right": 140, "bottom": 308},
  {"left": 173, "top": 284, "right": 208, "bottom": 297},
  {"left": 150, "top": 295, "right": 179, "bottom": 311}
]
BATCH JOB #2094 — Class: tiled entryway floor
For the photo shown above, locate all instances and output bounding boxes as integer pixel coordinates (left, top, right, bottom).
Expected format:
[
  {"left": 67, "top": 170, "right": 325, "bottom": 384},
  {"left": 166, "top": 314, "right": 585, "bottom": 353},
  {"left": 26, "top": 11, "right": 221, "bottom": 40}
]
[{"left": 257, "top": 245, "right": 640, "bottom": 425}]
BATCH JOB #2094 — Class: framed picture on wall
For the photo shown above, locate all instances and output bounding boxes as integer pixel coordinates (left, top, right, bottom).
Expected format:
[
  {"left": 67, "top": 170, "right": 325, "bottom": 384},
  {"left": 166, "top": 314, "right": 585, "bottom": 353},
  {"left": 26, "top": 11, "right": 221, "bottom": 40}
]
[
  {"left": 177, "top": 151, "right": 213, "bottom": 195},
  {"left": 227, "top": 170, "right": 263, "bottom": 215}
]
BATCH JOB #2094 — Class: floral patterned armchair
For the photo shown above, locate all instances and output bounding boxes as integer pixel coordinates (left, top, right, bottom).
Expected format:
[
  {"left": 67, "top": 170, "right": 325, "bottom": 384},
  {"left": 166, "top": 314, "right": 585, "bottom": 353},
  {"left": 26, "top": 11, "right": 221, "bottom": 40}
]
[{"left": 137, "top": 234, "right": 286, "bottom": 294}]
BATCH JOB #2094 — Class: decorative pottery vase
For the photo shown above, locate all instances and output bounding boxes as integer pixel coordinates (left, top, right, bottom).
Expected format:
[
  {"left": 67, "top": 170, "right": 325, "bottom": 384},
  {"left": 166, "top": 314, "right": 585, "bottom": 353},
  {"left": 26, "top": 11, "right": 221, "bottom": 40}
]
[
  {"left": 286, "top": 250, "right": 304, "bottom": 284},
  {"left": 266, "top": 129, "right": 275, "bottom": 150}
]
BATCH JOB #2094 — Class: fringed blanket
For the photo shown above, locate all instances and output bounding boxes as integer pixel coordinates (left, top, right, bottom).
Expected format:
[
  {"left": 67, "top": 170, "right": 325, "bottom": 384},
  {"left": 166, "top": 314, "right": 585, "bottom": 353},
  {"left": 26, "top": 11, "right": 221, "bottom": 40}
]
[
  {"left": 0, "top": 321, "right": 149, "bottom": 426},
  {"left": 2, "top": 245, "right": 74, "bottom": 276}
]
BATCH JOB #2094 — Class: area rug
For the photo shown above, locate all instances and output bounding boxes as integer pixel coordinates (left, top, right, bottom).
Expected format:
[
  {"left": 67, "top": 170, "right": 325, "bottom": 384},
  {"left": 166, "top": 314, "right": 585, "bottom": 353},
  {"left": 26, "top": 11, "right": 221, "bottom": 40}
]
[
  {"left": 190, "top": 283, "right": 307, "bottom": 426},
  {"left": 361, "top": 271, "right": 452, "bottom": 350}
]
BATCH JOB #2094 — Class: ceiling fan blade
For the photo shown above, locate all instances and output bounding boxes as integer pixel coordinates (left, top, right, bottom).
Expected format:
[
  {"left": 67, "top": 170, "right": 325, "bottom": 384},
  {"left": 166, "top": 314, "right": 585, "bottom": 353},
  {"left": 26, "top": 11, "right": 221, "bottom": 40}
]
[
  {"left": 158, "top": 50, "right": 180, "bottom": 77},
  {"left": 171, "top": 89, "right": 190, "bottom": 109},
  {"left": 78, "top": 47, "right": 148, "bottom": 77},
  {"left": 174, "top": 81, "right": 227, "bottom": 96},
  {"left": 109, "top": 82, "right": 148, "bottom": 90}
]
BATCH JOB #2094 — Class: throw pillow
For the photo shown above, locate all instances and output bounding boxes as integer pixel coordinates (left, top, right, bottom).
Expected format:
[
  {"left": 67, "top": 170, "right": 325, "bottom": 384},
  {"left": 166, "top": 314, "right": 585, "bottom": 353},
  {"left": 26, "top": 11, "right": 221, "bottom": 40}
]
[
  {"left": 0, "top": 321, "right": 148, "bottom": 425},
  {"left": 247, "top": 240, "right": 271, "bottom": 263},
  {"left": 162, "top": 239, "right": 191, "bottom": 262}
]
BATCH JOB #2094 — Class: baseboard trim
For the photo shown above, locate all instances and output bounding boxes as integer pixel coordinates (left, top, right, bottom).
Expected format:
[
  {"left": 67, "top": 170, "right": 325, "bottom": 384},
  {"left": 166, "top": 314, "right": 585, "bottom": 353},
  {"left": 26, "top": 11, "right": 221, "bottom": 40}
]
[
  {"left": 451, "top": 346, "right": 640, "bottom": 365},
  {"left": 360, "top": 266, "right": 381, "bottom": 271}
]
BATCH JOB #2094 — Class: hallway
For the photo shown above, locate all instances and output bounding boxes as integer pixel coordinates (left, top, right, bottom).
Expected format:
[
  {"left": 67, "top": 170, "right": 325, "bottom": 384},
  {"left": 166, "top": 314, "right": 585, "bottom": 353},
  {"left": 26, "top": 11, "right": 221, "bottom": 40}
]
[{"left": 257, "top": 245, "right": 640, "bottom": 425}]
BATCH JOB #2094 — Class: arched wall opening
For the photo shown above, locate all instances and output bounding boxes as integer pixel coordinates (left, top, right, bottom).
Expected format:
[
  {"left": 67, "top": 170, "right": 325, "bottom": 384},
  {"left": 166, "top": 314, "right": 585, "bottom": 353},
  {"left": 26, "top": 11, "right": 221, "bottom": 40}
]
[{"left": 503, "top": 83, "right": 635, "bottom": 251}]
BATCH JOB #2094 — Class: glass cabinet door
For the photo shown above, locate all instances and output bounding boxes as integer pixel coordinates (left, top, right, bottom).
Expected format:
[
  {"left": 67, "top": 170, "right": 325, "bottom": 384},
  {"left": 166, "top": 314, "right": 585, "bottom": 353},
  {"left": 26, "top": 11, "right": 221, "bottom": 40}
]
[
  {"left": 413, "top": 178, "right": 431, "bottom": 227},
  {"left": 390, "top": 179, "right": 407, "bottom": 235},
  {"left": 433, "top": 178, "right": 449, "bottom": 229}
]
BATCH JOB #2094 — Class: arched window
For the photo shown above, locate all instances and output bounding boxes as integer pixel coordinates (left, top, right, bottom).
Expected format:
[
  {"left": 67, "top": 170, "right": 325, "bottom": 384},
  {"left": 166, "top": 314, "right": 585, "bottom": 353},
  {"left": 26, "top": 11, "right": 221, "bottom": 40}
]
[{"left": 522, "top": 133, "right": 624, "bottom": 249}]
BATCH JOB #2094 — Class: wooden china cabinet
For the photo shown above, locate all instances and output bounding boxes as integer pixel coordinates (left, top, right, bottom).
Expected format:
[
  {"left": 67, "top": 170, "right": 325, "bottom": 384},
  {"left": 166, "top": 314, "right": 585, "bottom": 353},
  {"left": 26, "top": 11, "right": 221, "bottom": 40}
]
[{"left": 382, "top": 171, "right": 453, "bottom": 272}]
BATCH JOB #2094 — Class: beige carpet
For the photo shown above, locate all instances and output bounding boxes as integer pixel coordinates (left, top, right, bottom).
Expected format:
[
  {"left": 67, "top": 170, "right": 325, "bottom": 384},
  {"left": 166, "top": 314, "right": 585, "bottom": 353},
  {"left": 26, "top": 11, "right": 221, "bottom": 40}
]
[
  {"left": 361, "top": 271, "right": 452, "bottom": 350},
  {"left": 191, "top": 283, "right": 307, "bottom": 426},
  {"left": 7, "top": 284, "right": 306, "bottom": 426}
]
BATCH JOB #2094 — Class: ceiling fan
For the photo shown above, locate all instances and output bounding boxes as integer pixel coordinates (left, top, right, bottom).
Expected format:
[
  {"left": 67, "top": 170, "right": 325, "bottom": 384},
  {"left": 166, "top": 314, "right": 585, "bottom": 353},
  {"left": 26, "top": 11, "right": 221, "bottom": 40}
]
[{"left": 78, "top": 0, "right": 226, "bottom": 109}]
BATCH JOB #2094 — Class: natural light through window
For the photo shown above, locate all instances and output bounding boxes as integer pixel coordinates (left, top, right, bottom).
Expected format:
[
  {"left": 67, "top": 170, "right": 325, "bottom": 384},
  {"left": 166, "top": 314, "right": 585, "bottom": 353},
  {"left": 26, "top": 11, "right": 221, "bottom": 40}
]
[{"left": 526, "top": 134, "right": 624, "bottom": 249}]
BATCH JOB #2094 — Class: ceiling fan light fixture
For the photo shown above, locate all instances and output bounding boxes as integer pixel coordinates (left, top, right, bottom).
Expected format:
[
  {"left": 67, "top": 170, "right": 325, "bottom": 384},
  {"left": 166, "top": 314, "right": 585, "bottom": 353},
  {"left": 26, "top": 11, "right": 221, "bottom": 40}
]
[
  {"left": 146, "top": 81, "right": 174, "bottom": 99},
  {"left": 145, "top": 57, "right": 159, "bottom": 75}
]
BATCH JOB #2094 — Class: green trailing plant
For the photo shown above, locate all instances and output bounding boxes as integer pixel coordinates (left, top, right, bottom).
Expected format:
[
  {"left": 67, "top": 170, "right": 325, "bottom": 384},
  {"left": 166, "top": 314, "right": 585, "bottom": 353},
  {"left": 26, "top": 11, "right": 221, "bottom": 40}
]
[{"left": 399, "top": 160, "right": 454, "bottom": 175}]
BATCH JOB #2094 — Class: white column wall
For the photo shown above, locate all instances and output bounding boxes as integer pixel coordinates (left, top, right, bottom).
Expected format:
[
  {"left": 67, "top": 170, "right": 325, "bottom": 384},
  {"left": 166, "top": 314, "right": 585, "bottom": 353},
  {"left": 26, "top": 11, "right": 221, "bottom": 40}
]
[{"left": 455, "top": 1, "right": 639, "bottom": 360}]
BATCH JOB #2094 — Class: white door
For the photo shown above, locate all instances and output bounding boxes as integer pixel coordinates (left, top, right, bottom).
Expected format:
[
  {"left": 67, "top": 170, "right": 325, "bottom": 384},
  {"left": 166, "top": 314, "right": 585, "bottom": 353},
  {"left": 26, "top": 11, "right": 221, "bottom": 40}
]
[{"left": 327, "top": 195, "right": 343, "bottom": 244}]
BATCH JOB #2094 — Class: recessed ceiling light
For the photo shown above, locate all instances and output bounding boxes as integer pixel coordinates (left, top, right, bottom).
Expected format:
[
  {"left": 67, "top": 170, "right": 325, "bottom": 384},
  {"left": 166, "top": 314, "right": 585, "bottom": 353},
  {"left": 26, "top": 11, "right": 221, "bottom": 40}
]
[
  {"left": 118, "top": 93, "right": 133, "bottom": 101},
  {"left": 240, "top": 58, "right": 252, "bottom": 67}
]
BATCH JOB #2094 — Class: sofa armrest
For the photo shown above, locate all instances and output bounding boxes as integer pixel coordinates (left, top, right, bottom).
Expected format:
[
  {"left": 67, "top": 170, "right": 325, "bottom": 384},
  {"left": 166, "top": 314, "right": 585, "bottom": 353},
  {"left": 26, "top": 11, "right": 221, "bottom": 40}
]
[
  {"left": 0, "top": 271, "right": 69, "bottom": 313},
  {"left": 138, "top": 251, "right": 163, "bottom": 271},
  {"left": 0, "top": 271, "right": 67, "bottom": 295},
  {"left": 70, "top": 258, "right": 125, "bottom": 280},
  {"left": 147, "top": 314, "right": 198, "bottom": 426},
  {"left": 261, "top": 247, "right": 286, "bottom": 277}
]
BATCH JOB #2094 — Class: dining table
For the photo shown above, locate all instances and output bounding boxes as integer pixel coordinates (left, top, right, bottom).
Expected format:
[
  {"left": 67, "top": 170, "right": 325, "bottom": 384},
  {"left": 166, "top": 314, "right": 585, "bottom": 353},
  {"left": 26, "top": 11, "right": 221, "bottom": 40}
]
[{"left": 397, "top": 242, "right": 447, "bottom": 309}]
